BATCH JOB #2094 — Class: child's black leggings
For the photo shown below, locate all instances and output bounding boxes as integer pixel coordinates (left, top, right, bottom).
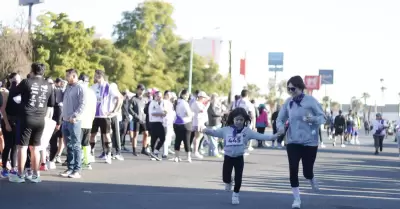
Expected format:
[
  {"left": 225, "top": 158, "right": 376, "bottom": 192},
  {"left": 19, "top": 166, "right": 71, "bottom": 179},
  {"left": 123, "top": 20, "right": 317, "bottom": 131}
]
[{"left": 222, "top": 155, "right": 244, "bottom": 193}]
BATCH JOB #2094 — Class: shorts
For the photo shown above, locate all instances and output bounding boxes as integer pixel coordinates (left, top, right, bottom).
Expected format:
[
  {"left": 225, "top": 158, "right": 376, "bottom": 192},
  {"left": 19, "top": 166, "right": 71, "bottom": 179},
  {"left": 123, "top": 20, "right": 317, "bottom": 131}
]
[
  {"left": 133, "top": 122, "right": 147, "bottom": 133},
  {"left": 352, "top": 129, "right": 358, "bottom": 136},
  {"left": 128, "top": 120, "right": 134, "bottom": 131},
  {"left": 91, "top": 118, "right": 111, "bottom": 134},
  {"left": 81, "top": 128, "right": 90, "bottom": 146},
  {"left": 18, "top": 117, "right": 45, "bottom": 146},
  {"left": 346, "top": 126, "right": 353, "bottom": 134},
  {"left": 334, "top": 128, "right": 344, "bottom": 136}
]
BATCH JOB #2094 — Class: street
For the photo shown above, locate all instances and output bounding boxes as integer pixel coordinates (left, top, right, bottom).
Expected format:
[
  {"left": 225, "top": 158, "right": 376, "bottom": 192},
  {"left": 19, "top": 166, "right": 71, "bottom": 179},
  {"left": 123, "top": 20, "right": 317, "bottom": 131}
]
[{"left": 0, "top": 132, "right": 399, "bottom": 209}]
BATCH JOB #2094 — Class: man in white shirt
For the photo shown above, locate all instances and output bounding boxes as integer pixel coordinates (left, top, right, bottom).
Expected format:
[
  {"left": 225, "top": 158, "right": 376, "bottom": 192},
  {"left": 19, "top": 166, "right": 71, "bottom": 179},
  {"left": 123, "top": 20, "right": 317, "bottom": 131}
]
[
  {"left": 77, "top": 73, "right": 96, "bottom": 170},
  {"left": 89, "top": 70, "right": 122, "bottom": 164},
  {"left": 148, "top": 91, "right": 166, "bottom": 160}
]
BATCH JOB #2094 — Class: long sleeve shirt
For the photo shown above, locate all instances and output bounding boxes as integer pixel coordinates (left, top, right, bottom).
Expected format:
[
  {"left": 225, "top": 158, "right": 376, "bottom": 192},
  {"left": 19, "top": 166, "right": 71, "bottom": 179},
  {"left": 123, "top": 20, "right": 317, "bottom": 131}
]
[
  {"left": 61, "top": 82, "right": 85, "bottom": 121},
  {"left": 276, "top": 95, "right": 325, "bottom": 146}
]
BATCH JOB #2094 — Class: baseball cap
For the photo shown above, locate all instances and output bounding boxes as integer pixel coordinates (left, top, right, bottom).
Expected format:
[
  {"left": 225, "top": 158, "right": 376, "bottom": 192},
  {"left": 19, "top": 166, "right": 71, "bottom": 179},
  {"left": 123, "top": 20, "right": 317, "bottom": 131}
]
[{"left": 197, "top": 91, "right": 209, "bottom": 98}]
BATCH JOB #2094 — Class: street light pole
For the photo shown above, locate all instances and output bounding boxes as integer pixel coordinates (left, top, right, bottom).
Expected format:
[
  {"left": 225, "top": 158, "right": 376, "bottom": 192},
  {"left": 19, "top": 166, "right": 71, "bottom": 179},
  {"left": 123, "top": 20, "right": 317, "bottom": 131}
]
[{"left": 188, "top": 38, "right": 194, "bottom": 94}]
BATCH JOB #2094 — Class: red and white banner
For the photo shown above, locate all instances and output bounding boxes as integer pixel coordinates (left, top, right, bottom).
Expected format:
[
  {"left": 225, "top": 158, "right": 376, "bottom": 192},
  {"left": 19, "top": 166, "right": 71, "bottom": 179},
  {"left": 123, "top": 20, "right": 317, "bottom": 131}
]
[{"left": 304, "top": 76, "right": 321, "bottom": 90}]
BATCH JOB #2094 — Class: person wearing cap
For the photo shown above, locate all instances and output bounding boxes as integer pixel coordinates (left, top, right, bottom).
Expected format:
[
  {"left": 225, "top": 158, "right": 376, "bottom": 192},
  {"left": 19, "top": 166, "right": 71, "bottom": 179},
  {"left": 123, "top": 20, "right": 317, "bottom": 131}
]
[
  {"left": 76, "top": 73, "right": 96, "bottom": 169},
  {"left": 190, "top": 91, "right": 210, "bottom": 159},
  {"left": 89, "top": 70, "right": 122, "bottom": 164},
  {"left": 371, "top": 113, "right": 388, "bottom": 155},
  {"left": 128, "top": 84, "right": 150, "bottom": 156}
]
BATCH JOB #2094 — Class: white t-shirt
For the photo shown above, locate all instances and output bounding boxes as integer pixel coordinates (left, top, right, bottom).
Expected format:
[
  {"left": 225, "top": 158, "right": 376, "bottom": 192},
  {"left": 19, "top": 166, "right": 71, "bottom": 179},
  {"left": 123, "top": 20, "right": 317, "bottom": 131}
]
[
  {"left": 232, "top": 97, "right": 252, "bottom": 113},
  {"left": 91, "top": 82, "right": 119, "bottom": 118},
  {"left": 174, "top": 99, "right": 193, "bottom": 124},
  {"left": 191, "top": 101, "right": 210, "bottom": 127},
  {"left": 163, "top": 99, "right": 175, "bottom": 127},
  {"left": 148, "top": 100, "right": 164, "bottom": 123}
]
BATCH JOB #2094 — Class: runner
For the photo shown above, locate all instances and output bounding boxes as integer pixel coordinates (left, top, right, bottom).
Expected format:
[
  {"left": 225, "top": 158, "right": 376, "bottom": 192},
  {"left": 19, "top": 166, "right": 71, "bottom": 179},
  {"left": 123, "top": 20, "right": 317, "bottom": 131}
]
[
  {"left": 202, "top": 107, "right": 278, "bottom": 205},
  {"left": 162, "top": 90, "right": 175, "bottom": 158},
  {"left": 48, "top": 78, "right": 65, "bottom": 169},
  {"left": 333, "top": 110, "right": 346, "bottom": 147},
  {"left": 371, "top": 113, "right": 387, "bottom": 155},
  {"left": 128, "top": 84, "right": 149, "bottom": 156},
  {"left": 89, "top": 70, "right": 121, "bottom": 164},
  {"left": 173, "top": 89, "right": 193, "bottom": 162},
  {"left": 276, "top": 75, "right": 325, "bottom": 209},
  {"left": 0, "top": 73, "right": 20, "bottom": 177},
  {"left": 59, "top": 69, "right": 85, "bottom": 178},
  {"left": 78, "top": 73, "right": 96, "bottom": 170},
  {"left": 109, "top": 83, "right": 124, "bottom": 161},
  {"left": 9, "top": 63, "right": 55, "bottom": 183},
  {"left": 148, "top": 91, "right": 166, "bottom": 161}
]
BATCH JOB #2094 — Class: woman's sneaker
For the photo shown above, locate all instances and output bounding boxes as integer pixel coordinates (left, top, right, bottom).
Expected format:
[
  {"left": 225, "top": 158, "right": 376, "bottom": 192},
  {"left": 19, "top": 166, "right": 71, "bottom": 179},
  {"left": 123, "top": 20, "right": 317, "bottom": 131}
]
[
  {"left": 225, "top": 182, "right": 232, "bottom": 191},
  {"left": 9, "top": 174, "right": 25, "bottom": 183},
  {"left": 231, "top": 192, "right": 239, "bottom": 205}
]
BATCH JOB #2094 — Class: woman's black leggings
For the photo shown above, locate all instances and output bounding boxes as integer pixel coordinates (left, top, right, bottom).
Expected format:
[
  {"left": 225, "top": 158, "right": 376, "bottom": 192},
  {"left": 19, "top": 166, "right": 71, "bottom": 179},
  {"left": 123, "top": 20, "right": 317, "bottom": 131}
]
[
  {"left": 149, "top": 122, "right": 166, "bottom": 152},
  {"left": 223, "top": 155, "right": 244, "bottom": 193},
  {"left": 286, "top": 144, "right": 318, "bottom": 188},
  {"left": 173, "top": 123, "right": 191, "bottom": 152},
  {"left": 1, "top": 120, "right": 17, "bottom": 169}
]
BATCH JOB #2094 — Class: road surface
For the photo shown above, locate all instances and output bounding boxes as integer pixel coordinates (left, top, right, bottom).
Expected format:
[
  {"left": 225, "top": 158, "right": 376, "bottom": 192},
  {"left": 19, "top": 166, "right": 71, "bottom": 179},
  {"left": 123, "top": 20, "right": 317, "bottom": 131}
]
[{"left": 0, "top": 131, "right": 399, "bottom": 209}]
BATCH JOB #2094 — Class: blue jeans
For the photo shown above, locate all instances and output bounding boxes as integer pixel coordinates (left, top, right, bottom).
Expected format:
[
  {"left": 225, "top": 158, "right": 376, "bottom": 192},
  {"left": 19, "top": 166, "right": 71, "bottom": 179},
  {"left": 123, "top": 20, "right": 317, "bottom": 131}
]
[{"left": 62, "top": 121, "right": 82, "bottom": 172}]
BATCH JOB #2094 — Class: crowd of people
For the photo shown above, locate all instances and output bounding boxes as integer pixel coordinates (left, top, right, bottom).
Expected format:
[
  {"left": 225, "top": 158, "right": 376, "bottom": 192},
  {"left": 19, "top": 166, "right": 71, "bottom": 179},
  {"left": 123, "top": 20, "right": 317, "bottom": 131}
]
[{"left": 0, "top": 63, "right": 398, "bottom": 208}]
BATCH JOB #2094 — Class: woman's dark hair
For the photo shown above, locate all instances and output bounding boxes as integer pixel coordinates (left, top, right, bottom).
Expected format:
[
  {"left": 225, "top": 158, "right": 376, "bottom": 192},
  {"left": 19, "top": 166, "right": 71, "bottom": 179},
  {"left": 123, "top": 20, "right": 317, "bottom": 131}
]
[
  {"left": 287, "top": 75, "right": 306, "bottom": 90},
  {"left": 179, "top": 89, "right": 188, "bottom": 99},
  {"left": 225, "top": 107, "right": 251, "bottom": 127}
]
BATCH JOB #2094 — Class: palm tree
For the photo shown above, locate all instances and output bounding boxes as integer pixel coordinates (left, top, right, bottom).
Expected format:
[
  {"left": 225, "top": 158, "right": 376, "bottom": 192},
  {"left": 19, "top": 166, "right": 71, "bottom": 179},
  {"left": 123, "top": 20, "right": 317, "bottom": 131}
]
[
  {"left": 322, "top": 96, "right": 330, "bottom": 112},
  {"left": 351, "top": 97, "right": 363, "bottom": 113},
  {"left": 330, "top": 101, "right": 340, "bottom": 111},
  {"left": 361, "top": 92, "right": 370, "bottom": 119}
]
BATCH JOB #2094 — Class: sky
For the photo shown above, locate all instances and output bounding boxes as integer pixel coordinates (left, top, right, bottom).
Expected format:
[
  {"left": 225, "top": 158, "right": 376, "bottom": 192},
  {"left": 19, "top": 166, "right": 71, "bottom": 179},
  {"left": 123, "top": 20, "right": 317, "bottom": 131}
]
[{"left": 1, "top": 0, "right": 400, "bottom": 105}]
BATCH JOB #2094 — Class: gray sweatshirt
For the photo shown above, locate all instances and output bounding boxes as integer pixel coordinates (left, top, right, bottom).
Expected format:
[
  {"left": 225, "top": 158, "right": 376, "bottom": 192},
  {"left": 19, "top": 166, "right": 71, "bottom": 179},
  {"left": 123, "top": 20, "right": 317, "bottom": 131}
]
[
  {"left": 276, "top": 95, "right": 325, "bottom": 146},
  {"left": 204, "top": 126, "right": 276, "bottom": 157},
  {"left": 61, "top": 82, "right": 85, "bottom": 121}
]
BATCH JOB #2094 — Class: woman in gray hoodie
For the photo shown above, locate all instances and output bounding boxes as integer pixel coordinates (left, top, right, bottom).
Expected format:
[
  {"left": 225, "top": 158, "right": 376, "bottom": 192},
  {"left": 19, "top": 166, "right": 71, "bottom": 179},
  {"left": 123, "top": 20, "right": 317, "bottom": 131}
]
[{"left": 276, "top": 75, "right": 325, "bottom": 209}]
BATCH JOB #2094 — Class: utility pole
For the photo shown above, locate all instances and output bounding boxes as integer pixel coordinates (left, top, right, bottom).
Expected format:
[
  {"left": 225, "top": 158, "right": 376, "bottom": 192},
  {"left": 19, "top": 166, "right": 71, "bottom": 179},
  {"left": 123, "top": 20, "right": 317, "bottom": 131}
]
[{"left": 227, "top": 40, "right": 232, "bottom": 104}]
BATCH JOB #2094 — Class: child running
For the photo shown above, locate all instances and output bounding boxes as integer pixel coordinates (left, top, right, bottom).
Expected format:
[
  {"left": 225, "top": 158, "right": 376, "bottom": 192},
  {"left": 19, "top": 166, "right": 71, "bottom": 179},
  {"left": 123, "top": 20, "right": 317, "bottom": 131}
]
[{"left": 202, "top": 107, "right": 278, "bottom": 205}]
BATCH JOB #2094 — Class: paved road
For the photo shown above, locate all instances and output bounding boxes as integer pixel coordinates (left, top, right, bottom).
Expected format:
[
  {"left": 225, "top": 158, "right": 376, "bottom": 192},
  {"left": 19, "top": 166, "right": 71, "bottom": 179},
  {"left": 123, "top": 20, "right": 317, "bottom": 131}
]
[{"left": 0, "top": 132, "right": 399, "bottom": 209}]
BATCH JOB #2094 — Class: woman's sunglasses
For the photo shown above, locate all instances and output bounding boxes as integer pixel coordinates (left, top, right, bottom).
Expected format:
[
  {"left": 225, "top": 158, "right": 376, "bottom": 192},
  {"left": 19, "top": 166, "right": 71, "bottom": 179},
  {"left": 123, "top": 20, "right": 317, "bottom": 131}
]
[{"left": 287, "top": 87, "right": 297, "bottom": 92}]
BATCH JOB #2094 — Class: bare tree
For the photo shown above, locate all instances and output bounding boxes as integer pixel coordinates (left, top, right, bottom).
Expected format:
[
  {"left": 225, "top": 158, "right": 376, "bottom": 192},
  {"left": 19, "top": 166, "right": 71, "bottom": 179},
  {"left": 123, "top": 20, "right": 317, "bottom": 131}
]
[{"left": 0, "top": 12, "right": 32, "bottom": 80}]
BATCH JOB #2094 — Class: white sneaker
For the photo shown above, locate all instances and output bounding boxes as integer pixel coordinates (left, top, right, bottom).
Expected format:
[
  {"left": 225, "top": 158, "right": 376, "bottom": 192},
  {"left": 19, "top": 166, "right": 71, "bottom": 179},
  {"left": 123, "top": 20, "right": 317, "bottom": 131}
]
[
  {"left": 248, "top": 146, "right": 254, "bottom": 151},
  {"left": 231, "top": 192, "right": 239, "bottom": 205},
  {"left": 292, "top": 197, "right": 301, "bottom": 208},
  {"left": 187, "top": 156, "right": 192, "bottom": 163},
  {"left": 350, "top": 139, "right": 355, "bottom": 145},
  {"left": 194, "top": 152, "right": 203, "bottom": 159},
  {"left": 225, "top": 182, "right": 232, "bottom": 191},
  {"left": 341, "top": 144, "right": 346, "bottom": 148},
  {"left": 105, "top": 155, "right": 112, "bottom": 164},
  {"left": 320, "top": 142, "right": 326, "bottom": 148},
  {"left": 89, "top": 155, "right": 95, "bottom": 163},
  {"left": 355, "top": 139, "right": 360, "bottom": 145},
  {"left": 173, "top": 157, "right": 180, "bottom": 163},
  {"left": 277, "top": 143, "right": 282, "bottom": 149},
  {"left": 48, "top": 162, "right": 56, "bottom": 170},
  {"left": 114, "top": 154, "right": 124, "bottom": 161},
  {"left": 310, "top": 178, "right": 320, "bottom": 192}
]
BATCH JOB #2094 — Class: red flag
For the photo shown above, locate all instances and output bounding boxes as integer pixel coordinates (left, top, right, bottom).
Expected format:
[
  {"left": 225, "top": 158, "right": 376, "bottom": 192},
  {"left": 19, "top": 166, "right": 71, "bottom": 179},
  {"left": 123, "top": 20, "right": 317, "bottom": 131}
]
[{"left": 240, "top": 59, "right": 246, "bottom": 77}]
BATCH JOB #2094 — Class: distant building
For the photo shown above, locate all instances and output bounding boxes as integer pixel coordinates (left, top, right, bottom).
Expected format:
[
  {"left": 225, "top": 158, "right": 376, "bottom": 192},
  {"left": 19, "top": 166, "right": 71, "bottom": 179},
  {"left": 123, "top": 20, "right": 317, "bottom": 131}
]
[{"left": 340, "top": 104, "right": 400, "bottom": 121}]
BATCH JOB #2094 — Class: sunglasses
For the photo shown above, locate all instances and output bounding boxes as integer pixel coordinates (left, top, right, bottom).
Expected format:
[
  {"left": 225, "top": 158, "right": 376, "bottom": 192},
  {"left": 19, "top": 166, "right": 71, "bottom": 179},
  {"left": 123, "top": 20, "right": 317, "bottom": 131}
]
[{"left": 287, "top": 87, "right": 297, "bottom": 92}]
